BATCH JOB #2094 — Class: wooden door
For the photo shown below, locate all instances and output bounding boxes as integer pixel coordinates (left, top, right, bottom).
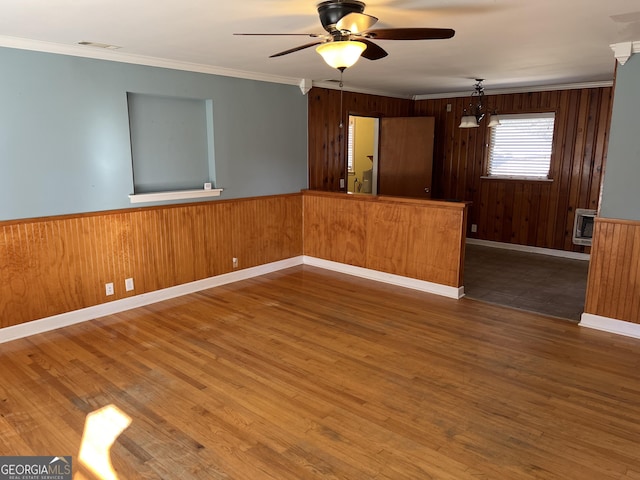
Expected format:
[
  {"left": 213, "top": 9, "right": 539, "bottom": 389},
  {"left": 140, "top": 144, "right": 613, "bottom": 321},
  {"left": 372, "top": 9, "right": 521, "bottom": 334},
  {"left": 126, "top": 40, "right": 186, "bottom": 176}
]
[{"left": 378, "top": 116, "right": 434, "bottom": 198}]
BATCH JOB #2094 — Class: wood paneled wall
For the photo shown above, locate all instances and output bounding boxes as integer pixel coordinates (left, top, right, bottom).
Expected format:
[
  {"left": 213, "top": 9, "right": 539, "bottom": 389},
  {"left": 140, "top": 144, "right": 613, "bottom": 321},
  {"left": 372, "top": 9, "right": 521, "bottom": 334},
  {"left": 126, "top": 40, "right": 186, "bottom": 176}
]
[
  {"left": 308, "top": 86, "right": 613, "bottom": 252},
  {"left": 303, "top": 191, "right": 468, "bottom": 287},
  {"left": 585, "top": 218, "right": 640, "bottom": 324},
  {"left": 308, "top": 88, "right": 413, "bottom": 191},
  {"left": 414, "top": 87, "right": 612, "bottom": 251},
  {"left": 0, "top": 194, "right": 303, "bottom": 328}
]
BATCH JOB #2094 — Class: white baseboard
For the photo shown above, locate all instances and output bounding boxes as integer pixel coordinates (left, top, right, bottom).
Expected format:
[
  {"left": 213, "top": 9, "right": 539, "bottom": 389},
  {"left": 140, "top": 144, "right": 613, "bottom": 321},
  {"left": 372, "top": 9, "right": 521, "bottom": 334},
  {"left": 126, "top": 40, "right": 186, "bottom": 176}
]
[
  {"left": 0, "top": 257, "right": 304, "bottom": 344},
  {"left": 579, "top": 313, "right": 640, "bottom": 339},
  {"left": 466, "top": 238, "right": 590, "bottom": 261},
  {"left": 9, "top": 253, "right": 639, "bottom": 342},
  {"left": 304, "top": 256, "right": 465, "bottom": 299},
  {"left": 1, "top": 256, "right": 465, "bottom": 343}
]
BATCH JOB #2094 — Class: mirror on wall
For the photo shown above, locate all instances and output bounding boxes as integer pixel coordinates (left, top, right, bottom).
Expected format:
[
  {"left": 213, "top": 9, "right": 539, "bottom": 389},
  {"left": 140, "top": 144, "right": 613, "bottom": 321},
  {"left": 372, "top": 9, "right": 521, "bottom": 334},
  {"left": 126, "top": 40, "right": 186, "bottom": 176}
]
[{"left": 347, "top": 115, "right": 379, "bottom": 195}]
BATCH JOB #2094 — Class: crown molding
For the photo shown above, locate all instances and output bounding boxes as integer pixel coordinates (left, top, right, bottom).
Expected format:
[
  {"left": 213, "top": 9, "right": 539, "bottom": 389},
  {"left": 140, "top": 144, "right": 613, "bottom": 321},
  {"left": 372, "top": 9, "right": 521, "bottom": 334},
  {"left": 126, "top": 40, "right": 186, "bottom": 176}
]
[
  {"left": 610, "top": 40, "right": 640, "bottom": 66},
  {"left": 0, "top": 34, "right": 624, "bottom": 100},
  {"left": 413, "top": 81, "right": 614, "bottom": 101},
  {"left": 0, "top": 35, "right": 302, "bottom": 88},
  {"left": 310, "top": 79, "right": 413, "bottom": 99},
  {"left": 0, "top": 35, "right": 412, "bottom": 98}
]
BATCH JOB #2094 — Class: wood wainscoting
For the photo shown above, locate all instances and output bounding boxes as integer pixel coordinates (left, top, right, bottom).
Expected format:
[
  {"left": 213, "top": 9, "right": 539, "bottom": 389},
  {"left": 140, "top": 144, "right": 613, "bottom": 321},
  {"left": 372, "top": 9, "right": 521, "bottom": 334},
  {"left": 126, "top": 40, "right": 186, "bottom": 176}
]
[
  {"left": 303, "top": 191, "right": 468, "bottom": 288},
  {"left": 585, "top": 217, "right": 640, "bottom": 324},
  {"left": 0, "top": 194, "right": 303, "bottom": 329},
  {"left": 1, "top": 191, "right": 468, "bottom": 332}
]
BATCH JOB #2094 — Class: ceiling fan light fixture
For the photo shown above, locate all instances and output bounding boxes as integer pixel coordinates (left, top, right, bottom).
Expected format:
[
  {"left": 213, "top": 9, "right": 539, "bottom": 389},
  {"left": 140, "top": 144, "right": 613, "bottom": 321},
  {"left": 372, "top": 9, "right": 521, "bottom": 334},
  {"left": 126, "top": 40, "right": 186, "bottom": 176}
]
[{"left": 316, "top": 41, "right": 367, "bottom": 70}]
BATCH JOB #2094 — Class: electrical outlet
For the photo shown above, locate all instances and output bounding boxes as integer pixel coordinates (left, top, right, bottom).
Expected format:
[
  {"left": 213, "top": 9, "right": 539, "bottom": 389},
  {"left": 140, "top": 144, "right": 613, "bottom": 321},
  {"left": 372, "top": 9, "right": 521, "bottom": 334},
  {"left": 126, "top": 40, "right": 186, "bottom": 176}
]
[
  {"left": 105, "top": 282, "right": 114, "bottom": 296},
  {"left": 125, "top": 278, "right": 134, "bottom": 292},
  {"left": 446, "top": 103, "right": 452, "bottom": 112},
  {"left": 339, "top": 178, "right": 345, "bottom": 189},
  {"left": 471, "top": 224, "right": 478, "bottom": 233},
  {"left": 232, "top": 257, "right": 239, "bottom": 268}
]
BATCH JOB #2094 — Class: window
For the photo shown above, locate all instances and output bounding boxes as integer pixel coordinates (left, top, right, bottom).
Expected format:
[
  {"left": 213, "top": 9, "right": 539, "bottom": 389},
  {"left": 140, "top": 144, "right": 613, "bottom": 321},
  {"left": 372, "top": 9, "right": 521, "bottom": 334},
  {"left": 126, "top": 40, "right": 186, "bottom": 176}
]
[{"left": 487, "top": 113, "right": 555, "bottom": 179}]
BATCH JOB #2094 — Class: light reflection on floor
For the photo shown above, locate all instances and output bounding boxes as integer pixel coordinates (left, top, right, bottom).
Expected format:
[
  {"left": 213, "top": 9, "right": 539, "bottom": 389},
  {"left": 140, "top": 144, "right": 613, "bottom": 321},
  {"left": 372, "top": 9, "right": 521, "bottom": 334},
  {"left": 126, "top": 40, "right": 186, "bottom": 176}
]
[{"left": 75, "top": 404, "right": 131, "bottom": 480}]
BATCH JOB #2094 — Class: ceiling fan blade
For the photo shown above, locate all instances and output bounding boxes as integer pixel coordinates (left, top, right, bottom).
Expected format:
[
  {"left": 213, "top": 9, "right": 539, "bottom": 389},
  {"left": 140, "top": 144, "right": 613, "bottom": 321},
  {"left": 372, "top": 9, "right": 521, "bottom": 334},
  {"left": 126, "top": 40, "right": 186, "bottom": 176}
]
[
  {"left": 358, "top": 39, "right": 388, "bottom": 60},
  {"left": 269, "top": 41, "right": 324, "bottom": 58},
  {"left": 365, "top": 28, "right": 455, "bottom": 40},
  {"left": 234, "top": 33, "right": 323, "bottom": 37},
  {"left": 336, "top": 12, "right": 378, "bottom": 33}
]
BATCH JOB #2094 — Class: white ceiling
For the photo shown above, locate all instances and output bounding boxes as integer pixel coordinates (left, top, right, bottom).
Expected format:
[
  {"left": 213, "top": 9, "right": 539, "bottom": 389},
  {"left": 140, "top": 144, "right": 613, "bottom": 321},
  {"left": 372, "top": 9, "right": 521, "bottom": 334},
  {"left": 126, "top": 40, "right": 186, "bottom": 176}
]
[{"left": 1, "top": 0, "right": 639, "bottom": 98}]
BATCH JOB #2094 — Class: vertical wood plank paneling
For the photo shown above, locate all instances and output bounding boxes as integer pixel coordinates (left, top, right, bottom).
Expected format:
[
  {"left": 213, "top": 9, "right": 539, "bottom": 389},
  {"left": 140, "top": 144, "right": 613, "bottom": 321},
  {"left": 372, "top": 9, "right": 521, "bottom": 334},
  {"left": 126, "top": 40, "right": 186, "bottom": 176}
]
[
  {"left": 303, "top": 193, "right": 368, "bottom": 266},
  {"left": 589, "top": 90, "right": 612, "bottom": 211},
  {"left": 585, "top": 218, "right": 640, "bottom": 324},
  {"left": 231, "top": 196, "right": 303, "bottom": 269},
  {"left": 512, "top": 183, "right": 525, "bottom": 244},
  {"left": 303, "top": 191, "right": 467, "bottom": 287},
  {"left": 612, "top": 223, "right": 633, "bottom": 319},
  {"left": 564, "top": 91, "right": 589, "bottom": 250},
  {"left": 629, "top": 227, "right": 640, "bottom": 321},
  {"left": 0, "top": 194, "right": 303, "bottom": 329},
  {"left": 409, "top": 86, "right": 612, "bottom": 252},
  {"left": 206, "top": 202, "right": 235, "bottom": 277},
  {"left": 308, "top": 88, "right": 413, "bottom": 191}
]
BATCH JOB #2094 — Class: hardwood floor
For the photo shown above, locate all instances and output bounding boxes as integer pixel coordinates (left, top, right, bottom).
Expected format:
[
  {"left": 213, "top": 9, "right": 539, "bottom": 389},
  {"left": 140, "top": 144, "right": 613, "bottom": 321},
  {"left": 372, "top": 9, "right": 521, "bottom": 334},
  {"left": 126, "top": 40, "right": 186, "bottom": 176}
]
[{"left": 1, "top": 265, "right": 639, "bottom": 479}]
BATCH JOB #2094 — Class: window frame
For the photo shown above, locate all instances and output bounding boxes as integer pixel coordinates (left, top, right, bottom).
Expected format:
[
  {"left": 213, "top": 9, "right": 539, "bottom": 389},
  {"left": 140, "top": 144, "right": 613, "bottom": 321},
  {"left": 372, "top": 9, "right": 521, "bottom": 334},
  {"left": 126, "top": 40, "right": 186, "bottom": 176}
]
[
  {"left": 483, "top": 112, "right": 557, "bottom": 181},
  {"left": 347, "top": 117, "right": 355, "bottom": 174}
]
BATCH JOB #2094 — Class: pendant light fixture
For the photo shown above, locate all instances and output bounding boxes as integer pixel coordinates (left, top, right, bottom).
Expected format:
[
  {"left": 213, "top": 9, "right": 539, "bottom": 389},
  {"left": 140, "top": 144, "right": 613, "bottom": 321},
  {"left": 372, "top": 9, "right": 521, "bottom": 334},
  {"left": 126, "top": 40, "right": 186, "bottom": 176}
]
[{"left": 459, "top": 79, "right": 501, "bottom": 128}]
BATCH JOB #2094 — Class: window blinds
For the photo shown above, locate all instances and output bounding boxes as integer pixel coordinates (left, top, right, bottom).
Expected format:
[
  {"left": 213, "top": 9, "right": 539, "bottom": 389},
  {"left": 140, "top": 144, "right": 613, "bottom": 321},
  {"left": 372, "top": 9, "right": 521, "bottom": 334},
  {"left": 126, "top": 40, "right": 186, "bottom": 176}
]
[{"left": 488, "top": 113, "right": 555, "bottom": 178}]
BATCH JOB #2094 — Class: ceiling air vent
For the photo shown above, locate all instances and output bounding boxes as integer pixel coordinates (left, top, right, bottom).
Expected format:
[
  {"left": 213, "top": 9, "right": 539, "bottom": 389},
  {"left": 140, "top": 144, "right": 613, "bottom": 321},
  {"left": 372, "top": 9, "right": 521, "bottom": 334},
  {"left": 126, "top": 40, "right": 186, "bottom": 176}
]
[{"left": 77, "top": 41, "right": 121, "bottom": 50}]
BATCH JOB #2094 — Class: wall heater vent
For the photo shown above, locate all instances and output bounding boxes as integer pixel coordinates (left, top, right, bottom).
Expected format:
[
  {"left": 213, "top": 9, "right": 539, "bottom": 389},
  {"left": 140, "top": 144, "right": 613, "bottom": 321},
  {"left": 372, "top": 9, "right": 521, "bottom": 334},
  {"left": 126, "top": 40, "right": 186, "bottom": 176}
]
[{"left": 573, "top": 208, "right": 596, "bottom": 246}]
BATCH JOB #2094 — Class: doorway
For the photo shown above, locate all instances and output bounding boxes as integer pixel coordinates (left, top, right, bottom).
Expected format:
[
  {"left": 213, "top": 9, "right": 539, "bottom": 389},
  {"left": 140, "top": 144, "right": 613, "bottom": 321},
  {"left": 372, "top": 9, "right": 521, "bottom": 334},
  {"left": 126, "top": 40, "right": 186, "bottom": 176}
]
[
  {"left": 347, "top": 115, "right": 378, "bottom": 195},
  {"left": 346, "top": 115, "right": 435, "bottom": 198}
]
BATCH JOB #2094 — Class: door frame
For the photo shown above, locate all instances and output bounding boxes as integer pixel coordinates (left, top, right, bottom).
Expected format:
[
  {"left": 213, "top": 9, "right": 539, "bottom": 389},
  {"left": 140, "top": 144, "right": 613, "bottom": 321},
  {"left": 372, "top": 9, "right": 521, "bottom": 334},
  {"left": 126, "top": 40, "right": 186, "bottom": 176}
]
[{"left": 346, "top": 113, "right": 380, "bottom": 195}]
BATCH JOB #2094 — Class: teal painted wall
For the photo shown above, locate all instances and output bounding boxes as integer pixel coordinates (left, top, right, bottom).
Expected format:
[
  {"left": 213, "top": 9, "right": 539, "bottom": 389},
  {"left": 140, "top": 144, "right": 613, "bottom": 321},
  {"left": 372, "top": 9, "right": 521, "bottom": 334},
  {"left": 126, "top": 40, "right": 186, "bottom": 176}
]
[
  {"left": 0, "top": 47, "right": 308, "bottom": 220},
  {"left": 600, "top": 53, "right": 640, "bottom": 220}
]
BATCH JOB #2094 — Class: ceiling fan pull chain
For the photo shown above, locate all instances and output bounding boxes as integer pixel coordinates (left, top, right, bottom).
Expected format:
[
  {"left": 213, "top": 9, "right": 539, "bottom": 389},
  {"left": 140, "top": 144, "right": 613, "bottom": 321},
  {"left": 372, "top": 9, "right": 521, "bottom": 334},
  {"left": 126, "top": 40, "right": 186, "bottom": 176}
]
[{"left": 339, "top": 68, "right": 344, "bottom": 128}]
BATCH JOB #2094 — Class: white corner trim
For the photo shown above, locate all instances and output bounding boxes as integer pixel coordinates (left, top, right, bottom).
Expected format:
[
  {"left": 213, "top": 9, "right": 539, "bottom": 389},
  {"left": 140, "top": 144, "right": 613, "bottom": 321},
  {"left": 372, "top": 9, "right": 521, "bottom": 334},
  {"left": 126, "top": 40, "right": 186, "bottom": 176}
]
[
  {"left": 579, "top": 313, "right": 640, "bottom": 339},
  {"left": 610, "top": 41, "right": 640, "bottom": 65},
  {"left": 466, "top": 238, "right": 590, "bottom": 261},
  {"left": 299, "top": 79, "right": 313, "bottom": 95},
  {"left": 129, "top": 188, "right": 223, "bottom": 204},
  {"left": 0, "top": 257, "right": 303, "bottom": 344},
  {"left": 303, "top": 256, "right": 465, "bottom": 299}
]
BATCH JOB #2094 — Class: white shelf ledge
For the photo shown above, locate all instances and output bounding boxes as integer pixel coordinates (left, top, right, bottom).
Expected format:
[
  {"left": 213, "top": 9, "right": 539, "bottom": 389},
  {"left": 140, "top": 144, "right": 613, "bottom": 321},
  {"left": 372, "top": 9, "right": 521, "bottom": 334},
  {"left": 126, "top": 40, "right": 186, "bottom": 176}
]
[{"left": 129, "top": 188, "right": 223, "bottom": 204}]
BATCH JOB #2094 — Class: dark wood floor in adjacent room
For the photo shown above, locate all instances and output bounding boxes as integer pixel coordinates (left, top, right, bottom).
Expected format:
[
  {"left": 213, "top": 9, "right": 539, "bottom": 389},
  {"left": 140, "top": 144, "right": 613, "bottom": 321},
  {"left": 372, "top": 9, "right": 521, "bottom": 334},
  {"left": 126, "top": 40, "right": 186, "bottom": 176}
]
[
  {"left": 1, "top": 265, "right": 639, "bottom": 479},
  {"left": 464, "top": 243, "right": 590, "bottom": 321}
]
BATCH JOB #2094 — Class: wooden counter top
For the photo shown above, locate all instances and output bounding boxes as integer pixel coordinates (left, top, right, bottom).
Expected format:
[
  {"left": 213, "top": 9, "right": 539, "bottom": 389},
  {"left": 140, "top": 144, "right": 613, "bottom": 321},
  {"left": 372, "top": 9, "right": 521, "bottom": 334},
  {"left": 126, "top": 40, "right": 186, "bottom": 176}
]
[{"left": 301, "top": 190, "right": 471, "bottom": 210}]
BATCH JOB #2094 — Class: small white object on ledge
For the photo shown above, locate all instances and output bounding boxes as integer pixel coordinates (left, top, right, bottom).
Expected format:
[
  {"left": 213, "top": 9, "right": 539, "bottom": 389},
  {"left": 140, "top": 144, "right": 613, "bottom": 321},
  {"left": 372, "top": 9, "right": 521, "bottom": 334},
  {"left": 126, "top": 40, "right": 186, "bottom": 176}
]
[{"left": 204, "top": 182, "right": 212, "bottom": 190}]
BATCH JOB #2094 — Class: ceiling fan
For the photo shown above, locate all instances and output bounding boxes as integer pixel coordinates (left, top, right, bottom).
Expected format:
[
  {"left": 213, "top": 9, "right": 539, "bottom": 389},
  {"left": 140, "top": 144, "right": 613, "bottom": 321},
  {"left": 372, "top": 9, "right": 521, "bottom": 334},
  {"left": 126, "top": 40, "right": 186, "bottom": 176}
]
[{"left": 235, "top": 0, "right": 455, "bottom": 66}]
